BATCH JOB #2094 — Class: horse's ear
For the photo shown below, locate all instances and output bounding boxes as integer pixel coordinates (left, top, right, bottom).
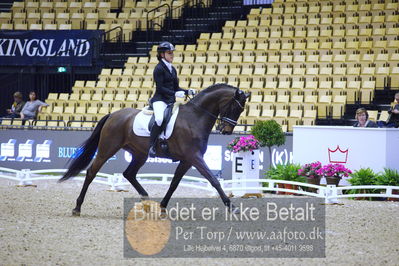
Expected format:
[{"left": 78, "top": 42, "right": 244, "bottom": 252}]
[
  {"left": 244, "top": 92, "right": 251, "bottom": 99},
  {"left": 235, "top": 89, "right": 242, "bottom": 98}
]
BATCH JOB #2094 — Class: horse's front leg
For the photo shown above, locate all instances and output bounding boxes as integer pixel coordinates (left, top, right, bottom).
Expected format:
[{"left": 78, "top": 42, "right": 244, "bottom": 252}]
[
  {"left": 160, "top": 161, "right": 192, "bottom": 210},
  {"left": 191, "top": 155, "right": 239, "bottom": 213}
]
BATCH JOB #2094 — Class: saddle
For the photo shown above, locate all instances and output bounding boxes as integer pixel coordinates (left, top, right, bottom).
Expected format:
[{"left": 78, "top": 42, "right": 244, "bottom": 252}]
[
  {"left": 146, "top": 103, "right": 179, "bottom": 134},
  {"left": 137, "top": 103, "right": 181, "bottom": 161}
]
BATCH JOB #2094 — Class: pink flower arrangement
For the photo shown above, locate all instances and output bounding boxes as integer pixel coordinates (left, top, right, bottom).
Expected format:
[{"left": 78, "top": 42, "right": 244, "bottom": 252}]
[
  {"left": 298, "top": 161, "right": 322, "bottom": 179},
  {"left": 316, "top": 163, "right": 352, "bottom": 178},
  {"left": 227, "top": 135, "right": 260, "bottom": 153}
]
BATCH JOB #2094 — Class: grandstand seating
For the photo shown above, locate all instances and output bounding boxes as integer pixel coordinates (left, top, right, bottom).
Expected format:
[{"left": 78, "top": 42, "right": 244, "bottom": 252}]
[
  {"left": 0, "top": 0, "right": 189, "bottom": 41},
  {"left": 3, "top": 0, "right": 398, "bottom": 132}
]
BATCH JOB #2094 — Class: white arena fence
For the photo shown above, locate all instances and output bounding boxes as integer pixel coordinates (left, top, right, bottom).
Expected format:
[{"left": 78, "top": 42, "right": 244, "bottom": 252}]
[{"left": 0, "top": 167, "right": 398, "bottom": 204}]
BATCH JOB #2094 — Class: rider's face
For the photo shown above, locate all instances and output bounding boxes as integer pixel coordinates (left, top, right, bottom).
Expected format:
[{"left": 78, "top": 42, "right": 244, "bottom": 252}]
[
  {"left": 357, "top": 112, "right": 367, "bottom": 123},
  {"left": 163, "top": 51, "right": 174, "bottom": 63}
]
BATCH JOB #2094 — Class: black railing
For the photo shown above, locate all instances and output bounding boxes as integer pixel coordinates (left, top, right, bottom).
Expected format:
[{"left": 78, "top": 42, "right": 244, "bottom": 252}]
[
  {"left": 146, "top": 3, "right": 172, "bottom": 45},
  {"left": 143, "top": 0, "right": 245, "bottom": 45},
  {"left": 145, "top": 0, "right": 211, "bottom": 44},
  {"left": 100, "top": 25, "right": 123, "bottom": 44}
]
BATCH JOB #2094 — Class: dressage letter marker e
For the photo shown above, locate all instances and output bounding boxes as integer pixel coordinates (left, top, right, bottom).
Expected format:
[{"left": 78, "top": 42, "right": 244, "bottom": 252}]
[
  {"left": 235, "top": 157, "right": 243, "bottom": 173},
  {"left": 232, "top": 150, "right": 260, "bottom": 196}
]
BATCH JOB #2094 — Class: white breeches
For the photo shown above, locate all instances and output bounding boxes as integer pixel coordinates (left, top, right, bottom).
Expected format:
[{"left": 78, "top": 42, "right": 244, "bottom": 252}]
[{"left": 152, "top": 101, "right": 168, "bottom": 126}]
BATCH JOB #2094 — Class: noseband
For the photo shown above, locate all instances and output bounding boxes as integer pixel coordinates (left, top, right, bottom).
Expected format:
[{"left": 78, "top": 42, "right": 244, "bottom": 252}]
[{"left": 218, "top": 98, "right": 245, "bottom": 127}]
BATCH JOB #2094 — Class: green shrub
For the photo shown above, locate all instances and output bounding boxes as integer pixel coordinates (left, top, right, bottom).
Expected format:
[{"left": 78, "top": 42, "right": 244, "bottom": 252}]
[
  {"left": 375, "top": 168, "right": 399, "bottom": 186},
  {"left": 347, "top": 168, "right": 379, "bottom": 197},
  {"left": 348, "top": 168, "right": 378, "bottom": 186},
  {"left": 264, "top": 163, "right": 304, "bottom": 182},
  {"left": 251, "top": 120, "right": 286, "bottom": 148},
  {"left": 251, "top": 120, "right": 286, "bottom": 169}
]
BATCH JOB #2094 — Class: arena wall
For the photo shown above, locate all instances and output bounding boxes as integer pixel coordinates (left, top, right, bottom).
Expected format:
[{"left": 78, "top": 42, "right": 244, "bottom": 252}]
[{"left": 0, "top": 130, "right": 293, "bottom": 179}]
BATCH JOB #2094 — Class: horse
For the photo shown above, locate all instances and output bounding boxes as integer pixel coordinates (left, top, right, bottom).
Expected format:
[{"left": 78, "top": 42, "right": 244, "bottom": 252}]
[{"left": 59, "top": 83, "right": 250, "bottom": 216}]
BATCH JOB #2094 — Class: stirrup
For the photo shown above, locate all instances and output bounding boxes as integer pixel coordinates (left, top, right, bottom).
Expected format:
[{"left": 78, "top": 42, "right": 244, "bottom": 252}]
[{"left": 148, "top": 146, "right": 157, "bottom": 158}]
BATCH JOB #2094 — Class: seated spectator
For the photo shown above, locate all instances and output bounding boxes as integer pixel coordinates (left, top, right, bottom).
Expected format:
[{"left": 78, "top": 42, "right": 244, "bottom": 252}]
[
  {"left": 20, "top": 91, "right": 48, "bottom": 120},
  {"left": 353, "top": 108, "right": 377, "bottom": 128},
  {"left": 377, "top": 92, "right": 399, "bottom": 128},
  {"left": 4, "top": 92, "right": 25, "bottom": 119}
]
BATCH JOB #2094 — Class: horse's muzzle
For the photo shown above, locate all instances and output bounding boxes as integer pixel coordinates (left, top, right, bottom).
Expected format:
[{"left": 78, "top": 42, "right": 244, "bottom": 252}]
[{"left": 221, "top": 125, "right": 234, "bottom": 135}]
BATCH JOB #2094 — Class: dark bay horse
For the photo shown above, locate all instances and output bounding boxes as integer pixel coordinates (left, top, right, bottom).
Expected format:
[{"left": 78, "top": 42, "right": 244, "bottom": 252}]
[{"left": 59, "top": 84, "right": 250, "bottom": 216}]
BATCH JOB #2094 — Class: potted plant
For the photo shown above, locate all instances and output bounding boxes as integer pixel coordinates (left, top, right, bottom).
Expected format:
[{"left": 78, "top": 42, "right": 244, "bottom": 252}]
[
  {"left": 227, "top": 135, "right": 261, "bottom": 196},
  {"left": 298, "top": 161, "right": 322, "bottom": 192},
  {"left": 316, "top": 163, "right": 352, "bottom": 186},
  {"left": 348, "top": 168, "right": 379, "bottom": 200},
  {"left": 265, "top": 163, "right": 304, "bottom": 195},
  {"left": 227, "top": 135, "right": 260, "bottom": 153},
  {"left": 251, "top": 120, "right": 286, "bottom": 170},
  {"left": 375, "top": 168, "right": 399, "bottom": 201}
]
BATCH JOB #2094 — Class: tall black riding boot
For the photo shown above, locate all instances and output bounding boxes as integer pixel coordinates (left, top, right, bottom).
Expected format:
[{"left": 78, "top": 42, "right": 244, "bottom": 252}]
[{"left": 148, "top": 124, "right": 162, "bottom": 157}]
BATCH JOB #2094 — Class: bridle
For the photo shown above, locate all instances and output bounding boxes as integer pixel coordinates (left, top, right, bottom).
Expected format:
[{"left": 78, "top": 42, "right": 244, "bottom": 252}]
[{"left": 187, "top": 94, "right": 245, "bottom": 129}]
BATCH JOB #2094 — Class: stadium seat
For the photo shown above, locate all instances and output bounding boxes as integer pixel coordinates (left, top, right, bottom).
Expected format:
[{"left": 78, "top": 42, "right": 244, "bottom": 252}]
[
  {"left": 317, "top": 95, "right": 332, "bottom": 118},
  {"left": 287, "top": 109, "right": 303, "bottom": 132},
  {"left": 34, "top": 0, "right": 397, "bottom": 129},
  {"left": 367, "top": 111, "right": 378, "bottom": 122}
]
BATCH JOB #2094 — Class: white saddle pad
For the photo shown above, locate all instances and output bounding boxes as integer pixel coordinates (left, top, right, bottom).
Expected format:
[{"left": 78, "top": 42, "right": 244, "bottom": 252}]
[{"left": 132, "top": 106, "right": 179, "bottom": 139}]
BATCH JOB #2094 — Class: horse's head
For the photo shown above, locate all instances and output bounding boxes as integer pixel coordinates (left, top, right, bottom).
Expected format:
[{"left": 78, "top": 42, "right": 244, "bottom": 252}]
[{"left": 217, "top": 89, "right": 250, "bottom": 135}]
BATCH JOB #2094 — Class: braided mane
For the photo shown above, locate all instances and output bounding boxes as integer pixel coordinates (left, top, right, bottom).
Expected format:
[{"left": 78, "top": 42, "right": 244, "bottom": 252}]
[{"left": 189, "top": 83, "right": 238, "bottom": 103}]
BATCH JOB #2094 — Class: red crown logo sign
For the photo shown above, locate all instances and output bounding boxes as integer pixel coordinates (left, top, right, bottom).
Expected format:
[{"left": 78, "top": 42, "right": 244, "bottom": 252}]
[{"left": 328, "top": 145, "right": 349, "bottom": 164}]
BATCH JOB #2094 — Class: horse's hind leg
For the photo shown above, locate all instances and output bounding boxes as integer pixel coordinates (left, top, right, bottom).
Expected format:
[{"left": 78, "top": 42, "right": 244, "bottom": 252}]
[
  {"left": 72, "top": 150, "right": 118, "bottom": 216},
  {"left": 123, "top": 155, "right": 149, "bottom": 200}
]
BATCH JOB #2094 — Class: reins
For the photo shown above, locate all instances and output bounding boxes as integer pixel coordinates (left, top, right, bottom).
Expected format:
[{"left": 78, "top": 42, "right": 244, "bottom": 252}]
[{"left": 186, "top": 94, "right": 244, "bottom": 127}]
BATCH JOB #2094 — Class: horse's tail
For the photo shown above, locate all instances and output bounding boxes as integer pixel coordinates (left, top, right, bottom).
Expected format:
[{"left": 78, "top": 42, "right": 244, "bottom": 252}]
[{"left": 59, "top": 114, "right": 110, "bottom": 182}]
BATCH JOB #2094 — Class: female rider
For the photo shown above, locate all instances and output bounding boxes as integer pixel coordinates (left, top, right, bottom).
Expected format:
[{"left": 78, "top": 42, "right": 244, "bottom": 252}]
[{"left": 149, "top": 42, "right": 195, "bottom": 157}]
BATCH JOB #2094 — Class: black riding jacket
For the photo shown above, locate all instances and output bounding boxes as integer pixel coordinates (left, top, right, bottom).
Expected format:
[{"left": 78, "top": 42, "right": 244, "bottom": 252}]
[{"left": 150, "top": 60, "right": 187, "bottom": 104}]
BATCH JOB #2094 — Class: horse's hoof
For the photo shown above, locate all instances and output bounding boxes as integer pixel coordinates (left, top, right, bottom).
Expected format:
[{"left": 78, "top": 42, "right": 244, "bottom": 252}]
[
  {"left": 72, "top": 209, "right": 81, "bottom": 216},
  {"left": 159, "top": 207, "right": 167, "bottom": 219}
]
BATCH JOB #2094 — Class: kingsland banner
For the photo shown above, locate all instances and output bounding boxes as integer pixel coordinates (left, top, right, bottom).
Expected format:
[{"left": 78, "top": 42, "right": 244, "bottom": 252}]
[{"left": 0, "top": 30, "right": 102, "bottom": 66}]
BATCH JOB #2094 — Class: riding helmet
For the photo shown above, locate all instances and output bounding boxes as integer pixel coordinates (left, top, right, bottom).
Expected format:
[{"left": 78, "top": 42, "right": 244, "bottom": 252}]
[
  {"left": 157, "top": 42, "right": 175, "bottom": 61},
  {"left": 157, "top": 42, "right": 175, "bottom": 53}
]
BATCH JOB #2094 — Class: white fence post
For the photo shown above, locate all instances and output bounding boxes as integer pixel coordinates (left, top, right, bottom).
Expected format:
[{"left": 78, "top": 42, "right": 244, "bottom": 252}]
[
  {"left": 108, "top": 174, "right": 115, "bottom": 190},
  {"left": 19, "top": 169, "right": 33, "bottom": 186},
  {"left": 109, "top": 173, "right": 125, "bottom": 191},
  {"left": 268, "top": 180, "right": 274, "bottom": 193},
  {"left": 161, "top": 174, "right": 168, "bottom": 184},
  {"left": 325, "top": 185, "right": 339, "bottom": 204},
  {"left": 386, "top": 187, "right": 392, "bottom": 197}
]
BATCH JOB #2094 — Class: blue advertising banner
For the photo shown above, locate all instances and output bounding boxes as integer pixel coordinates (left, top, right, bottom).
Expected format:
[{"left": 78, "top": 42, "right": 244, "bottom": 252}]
[
  {"left": 0, "top": 30, "right": 102, "bottom": 66},
  {"left": 0, "top": 130, "right": 293, "bottom": 179}
]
